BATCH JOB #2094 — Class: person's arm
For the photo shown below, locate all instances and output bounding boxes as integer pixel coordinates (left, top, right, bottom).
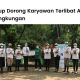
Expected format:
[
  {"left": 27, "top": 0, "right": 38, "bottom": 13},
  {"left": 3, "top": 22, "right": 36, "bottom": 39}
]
[
  {"left": 71, "top": 49, "right": 74, "bottom": 55},
  {"left": 76, "top": 48, "right": 79, "bottom": 54}
]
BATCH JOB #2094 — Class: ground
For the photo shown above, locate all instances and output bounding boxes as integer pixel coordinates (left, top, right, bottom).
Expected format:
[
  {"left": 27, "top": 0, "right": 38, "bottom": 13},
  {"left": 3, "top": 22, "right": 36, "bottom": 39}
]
[{"left": 0, "top": 67, "right": 80, "bottom": 80}]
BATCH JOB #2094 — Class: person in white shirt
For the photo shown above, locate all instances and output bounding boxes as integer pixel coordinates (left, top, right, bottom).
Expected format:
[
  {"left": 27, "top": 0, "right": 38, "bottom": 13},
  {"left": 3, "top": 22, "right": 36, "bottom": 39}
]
[
  {"left": 44, "top": 43, "right": 51, "bottom": 72},
  {"left": 23, "top": 42, "right": 29, "bottom": 71},
  {"left": 15, "top": 45, "right": 22, "bottom": 71},
  {"left": 0, "top": 43, "right": 5, "bottom": 74},
  {"left": 63, "top": 42, "right": 71, "bottom": 73},
  {"left": 6, "top": 43, "right": 14, "bottom": 72},
  {"left": 71, "top": 43, "right": 79, "bottom": 74},
  {"left": 53, "top": 43, "right": 60, "bottom": 72}
]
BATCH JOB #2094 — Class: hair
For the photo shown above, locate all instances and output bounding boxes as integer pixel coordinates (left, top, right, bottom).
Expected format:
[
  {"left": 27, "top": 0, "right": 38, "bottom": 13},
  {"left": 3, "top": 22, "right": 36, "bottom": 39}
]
[{"left": 36, "top": 44, "right": 39, "bottom": 46}]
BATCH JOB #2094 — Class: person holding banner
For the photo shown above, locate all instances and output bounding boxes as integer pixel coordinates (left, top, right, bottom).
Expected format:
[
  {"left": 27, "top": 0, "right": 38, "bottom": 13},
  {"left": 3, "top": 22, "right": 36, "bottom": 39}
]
[
  {"left": 23, "top": 42, "right": 29, "bottom": 71},
  {"left": 0, "top": 43, "right": 5, "bottom": 74},
  {"left": 71, "top": 43, "right": 79, "bottom": 74},
  {"left": 63, "top": 42, "right": 71, "bottom": 73},
  {"left": 44, "top": 43, "right": 51, "bottom": 72},
  {"left": 6, "top": 43, "right": 14, "bottom": 72},
  {"left": 34, "top": 44, "right": 41, "bottom": 71},
  {"left": 15, "top": 45, "right": 22, "bottom": 71},
  {"left": 53, "top": 43, "right": 60, "bottom": 72}
]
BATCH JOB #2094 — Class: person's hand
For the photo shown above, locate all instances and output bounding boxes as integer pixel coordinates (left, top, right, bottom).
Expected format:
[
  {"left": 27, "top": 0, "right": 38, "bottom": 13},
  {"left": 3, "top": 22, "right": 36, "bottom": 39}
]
[{"left": 57, "top": 48, "right": 59, "bottom": 51}]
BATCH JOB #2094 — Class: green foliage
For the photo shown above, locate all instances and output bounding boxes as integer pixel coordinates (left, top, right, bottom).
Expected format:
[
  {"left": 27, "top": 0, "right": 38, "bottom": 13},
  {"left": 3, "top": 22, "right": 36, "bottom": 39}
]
[{"left": 0, "top": 24, "right": 80, "bottom": 50}]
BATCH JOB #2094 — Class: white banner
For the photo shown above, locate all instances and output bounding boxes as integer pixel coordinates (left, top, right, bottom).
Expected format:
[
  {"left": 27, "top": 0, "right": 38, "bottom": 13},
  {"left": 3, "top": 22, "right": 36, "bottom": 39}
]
[{"left": 58, "top": 44, "right": 65, "bottom": 69}]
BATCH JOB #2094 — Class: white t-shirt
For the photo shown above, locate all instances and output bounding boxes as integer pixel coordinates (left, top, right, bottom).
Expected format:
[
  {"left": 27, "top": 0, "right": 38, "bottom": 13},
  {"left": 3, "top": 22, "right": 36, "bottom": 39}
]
[
  {"left": 0, "top": 48, "right": 5, "bottom": 57},
  {"left": 22, "top": 47, "right": 29, "bottom": 56},
  {"left": 63, "top": 47, "right": 71, "bottom": 58},
  {"left": 71, "top": 48, "right": 79, "bottom": 59},
  {"left": 6, "top": 48, "right": 14, "bottom": 58},
  {"left": 44, "top": 49, "right": 51, "bottom": 59},
  {"left": 15, "top": 49, "right": 22, "bottom": 59},
  {"left": 53, "top": 48, "right": 60, "bottom": 57}
]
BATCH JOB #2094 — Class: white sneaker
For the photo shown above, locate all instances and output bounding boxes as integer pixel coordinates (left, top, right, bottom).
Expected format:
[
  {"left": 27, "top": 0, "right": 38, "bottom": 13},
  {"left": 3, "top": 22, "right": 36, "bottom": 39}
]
[
  {"left": 39, "top": 69, "right": 41, "bottom": 71},
  {"left": 72, "top": 71, "right": 75, "bottom": 73},
  {"left": 35, "top": 69, "right": 38, "bottom": 71},
  {"left": 75, "top": 71, "right": 77, "bottom": 74}
]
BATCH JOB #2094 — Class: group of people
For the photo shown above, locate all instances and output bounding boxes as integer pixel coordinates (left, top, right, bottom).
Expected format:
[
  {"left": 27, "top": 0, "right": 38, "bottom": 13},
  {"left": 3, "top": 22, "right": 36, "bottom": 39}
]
[{"left": 0, "top": 42, "right": 79, "bottom": 74}]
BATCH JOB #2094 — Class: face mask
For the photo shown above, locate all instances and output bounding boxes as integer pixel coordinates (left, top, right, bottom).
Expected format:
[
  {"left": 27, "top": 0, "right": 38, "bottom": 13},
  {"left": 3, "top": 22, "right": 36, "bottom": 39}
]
[
  {"left": 1, "top": 46, "right": 3, "bottom": 48},
  {"left": 65, "top": 44, "right": 68, "bottom": 46},
  {"left": 46, "top": 46, "right": 49, "bottom": 49},
  {"left": 55, "top": 46, "right": 58, "bottom": 48},
  {"left": 25, "top": 45, "right": 27, "bottom": 47},
  {"left": 36, "top": 46, "right": 39, "bottom": 49},
  {"left": 74, "top": 46, "right": 77, "bottom": 48}
]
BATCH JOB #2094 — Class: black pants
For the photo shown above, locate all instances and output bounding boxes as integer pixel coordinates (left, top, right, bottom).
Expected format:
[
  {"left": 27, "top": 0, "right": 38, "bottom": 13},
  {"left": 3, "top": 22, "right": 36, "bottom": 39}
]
[
  {"left": 35, "top": 59, "right": 41, "bottom": 69},
  {"left": 0, "top": 57, "right": 5, "bottom": 72},
  {"left": 45, "top": 59, "right": 50, "bottom": 70},
  {"left": 23, "top": 56, "right": 28, "bottom": 70},
  {"left": 54, "top": 57, "right": 60, "bottom": 71},
  {"left": 15, "top": 59, "right": 21, "bottom": 70},
  {"left": 73, "top": 59, "right": 78, "bottom": 71}
]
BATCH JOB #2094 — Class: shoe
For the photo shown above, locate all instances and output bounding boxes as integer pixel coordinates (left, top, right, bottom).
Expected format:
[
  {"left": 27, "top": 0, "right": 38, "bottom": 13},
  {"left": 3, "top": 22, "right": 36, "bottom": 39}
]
[
  {"left": 7, "top": 70, "right": 9, "bottom": 72},
  {"left": 45, "top": 70, "right": 47, "bottom": 71},
  {"left": 39, "top": 69, "right": 41, "bottom": 71},
  {"left": 63, "top": 70, "right": 66, "bottom": 72},
  {"left": 10, "top": 70, "right": 13, "bottom": 72},
  {"left": 47, "top": 70, "right": 49, "bottom": 72},
  {"left": 75, "top": 71, "right": 77, "bottom": 74},
  {"left": 1, "top": 71, "right": 4, "bottom": 74},
  {"left": 23, "top": 69, "right": 26, "bottom": 71},
  {"left": 72, "top": 71, "right": 75, "bottom": 73},
  {"left": 54, "top": 70, "right": 57, "bottom": 72},
  {"left": 18, "top": 70, "right": 19, "bottom": 71},
  {"left": 35, "top": 69, "right": 38, "bottom": 71},
  {"left": 67, "top": 71, "right": 69, "bottom": 73},
  {"left": 27, "top": 69, "right": 28, "bottom": 71}
]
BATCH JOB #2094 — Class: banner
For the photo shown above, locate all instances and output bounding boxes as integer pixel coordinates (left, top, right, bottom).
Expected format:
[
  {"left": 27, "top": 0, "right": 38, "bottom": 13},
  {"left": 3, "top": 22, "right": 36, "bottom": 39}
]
[{"left": 58, "top": 44, "right": 65, "bottom": 69}]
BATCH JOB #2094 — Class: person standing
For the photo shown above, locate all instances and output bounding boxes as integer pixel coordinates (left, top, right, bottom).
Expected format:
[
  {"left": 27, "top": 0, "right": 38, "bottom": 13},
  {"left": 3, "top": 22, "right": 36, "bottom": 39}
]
[
  {"left": 53, "top": 43, "right": 60, "bottom": 72},
  {"left": 23, "top": 42, "right": 29, "bottom": 71},
  {"left": 0, "top": 43, "right": 5, "bottom": 74},
  {"left": 34, "top": 44, "right": 41, "bottom": 71},
  {"left": 44, "top": 43, "right": 51, "bottom": 72},
  {"left": 6, "top": 43, "right": 14, "bottom": 72},
  {"left": 15, "top": 45, "right": 22, "bottom": 71},
  {"left": 63, "top": 42, "right": 71, "bottom": 73},
  {"left": 71, "top": 43, "right": 79, "bottom": 74}
]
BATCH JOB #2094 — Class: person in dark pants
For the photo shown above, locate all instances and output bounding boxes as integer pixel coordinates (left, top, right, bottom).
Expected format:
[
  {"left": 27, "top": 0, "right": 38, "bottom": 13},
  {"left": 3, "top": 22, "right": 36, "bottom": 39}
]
[
  {"left": 71, "top": 43, "right": 79, "bottom": 74},
  {"left": 53, "top": 43, "right": 60, "bottom": 72},
  {"left": 44, "top": 43, "right": 51, "bottom": 72},
  {"left": 0, "top": 43, "right": 5, "bottom": 74},
  {"left": 15, "top": 45, "right": 22, "bottom": 71},
  {"left": 34, "top": 44, "right": 41, "bottom": 71},
  {"left": 23, "top": 43, "right": 29, "bottom": 71}
]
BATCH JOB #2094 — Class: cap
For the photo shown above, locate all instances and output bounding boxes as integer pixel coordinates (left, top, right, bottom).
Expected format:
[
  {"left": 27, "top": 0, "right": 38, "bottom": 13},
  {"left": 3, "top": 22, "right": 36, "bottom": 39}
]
[
  {"left": 8, "top": 43, "right": 12, "bottom": 45},
  {"left": 18, "top": 45, "right": 20, "bottom": 47},
  {"left": 1, "top": 43, "right": 4, "bottom": 46},
  {"left": 55, "top": 43, "right": 58, "bottom": 46},
  {"left": 73, "top": 43, "right": 77, "bottom": 46},
  {"left": 65, "top": 42, "right": 68, "bottom": 44},
  {"left": 46, "top": 43, "right": 49, "bottom": 45}
]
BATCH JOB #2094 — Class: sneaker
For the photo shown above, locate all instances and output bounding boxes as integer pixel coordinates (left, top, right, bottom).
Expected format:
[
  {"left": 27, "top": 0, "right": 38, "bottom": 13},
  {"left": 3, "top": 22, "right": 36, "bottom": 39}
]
[
  {"left": 63, "top": 70, "right": 66, "bottom": 72},
  {"left": 39, "top": 69, "right": 41, "bottom": 71},
  {"left": 72, "top": 71, "right": 74, "bottom": 73},
  {"left": 35, "top": 69, "right": 38, "bottom": 71},
  {"left": 45, "top": 70, "right": 47, "bottom": 71},
  {"left": 75, "top": 71, "right": 77, "bottom": 74},
  {"left": 67, "top": 71, "right": 69, "bottom": 73}
]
